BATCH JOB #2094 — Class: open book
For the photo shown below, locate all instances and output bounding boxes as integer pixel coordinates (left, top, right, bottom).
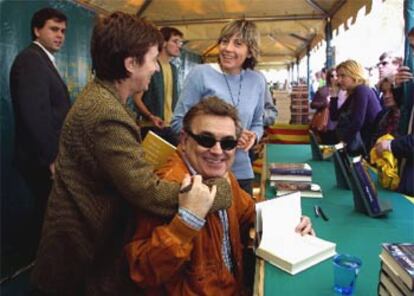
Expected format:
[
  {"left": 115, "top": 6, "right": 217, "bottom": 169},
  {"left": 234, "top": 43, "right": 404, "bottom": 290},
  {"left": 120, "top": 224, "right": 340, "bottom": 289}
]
[
  {"left": 255, "top": 192, "right": 336, "bottom": 275},
  {"left": 141, "top": 131, "right": 176, "bottom": 169}
]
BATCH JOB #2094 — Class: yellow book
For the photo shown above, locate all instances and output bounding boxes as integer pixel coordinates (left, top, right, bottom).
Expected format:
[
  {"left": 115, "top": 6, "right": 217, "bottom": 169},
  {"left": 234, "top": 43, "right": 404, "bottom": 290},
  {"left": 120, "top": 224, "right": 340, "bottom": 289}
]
[{"left": 141, "top": 131, "right": 176, "bottom": 169}]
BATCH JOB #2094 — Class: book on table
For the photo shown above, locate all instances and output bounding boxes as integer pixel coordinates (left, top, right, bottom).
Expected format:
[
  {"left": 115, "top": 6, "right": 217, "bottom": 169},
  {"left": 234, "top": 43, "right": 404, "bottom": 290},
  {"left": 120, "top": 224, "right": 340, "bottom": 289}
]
[
  {"left": 270, "top": 181, "right": 323, "bottom": 198},
  {"left": 349, "top": 156, "right": 392, "bottom": 217},
  {"left": 309, "top": 130, "right": 335, "bottom": 160},
  {"left": 378, "top": 262, "right": 413, "bottom": 295},
  {"left": 255, "top": 192, "right": 336, "bottom": 275},
  {"left": 379, "top": 243, "right": 414, "bottom": 291},
  {"left": 141, "top": 131, "right": 176, "bottom": 169},
  {"left": 332, "top": 142, "right": 352, "bottom": 189},
  {"left": 268, "top": 162, "right": 312, "bottom": 176},
  {"left": 379, "top": 270, "right": 405, "bottom": 296}
]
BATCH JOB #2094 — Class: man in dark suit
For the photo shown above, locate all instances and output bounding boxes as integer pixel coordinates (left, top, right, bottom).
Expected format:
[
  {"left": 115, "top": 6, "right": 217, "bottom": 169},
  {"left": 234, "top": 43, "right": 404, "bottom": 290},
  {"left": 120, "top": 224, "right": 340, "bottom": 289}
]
[{"left": 9, "top": 7, "right": 70, "bottom": 257}]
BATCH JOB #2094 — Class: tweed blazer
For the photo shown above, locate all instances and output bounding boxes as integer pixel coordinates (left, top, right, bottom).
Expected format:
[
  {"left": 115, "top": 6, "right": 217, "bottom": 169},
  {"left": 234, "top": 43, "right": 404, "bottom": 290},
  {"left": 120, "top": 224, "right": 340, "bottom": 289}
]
[{"left": 31, "top": 79, "right": 231, "bottom": 295}]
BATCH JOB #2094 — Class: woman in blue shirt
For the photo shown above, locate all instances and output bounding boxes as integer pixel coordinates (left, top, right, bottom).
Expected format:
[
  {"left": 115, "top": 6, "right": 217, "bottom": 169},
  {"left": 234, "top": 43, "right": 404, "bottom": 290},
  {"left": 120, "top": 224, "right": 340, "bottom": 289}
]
[{"left": 171, "top": 19, "right": 265, "bottom": 195}]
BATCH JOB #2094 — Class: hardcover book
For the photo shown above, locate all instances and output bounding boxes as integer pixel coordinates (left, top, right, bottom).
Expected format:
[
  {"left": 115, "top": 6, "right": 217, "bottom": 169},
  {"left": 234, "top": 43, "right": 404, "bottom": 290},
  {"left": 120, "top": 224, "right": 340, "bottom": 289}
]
[
  {"left": 255, "top": 192, "right": 336, "bottom": 275},
  {"left": 270, "top": 181, "right": 312, "bottom": 191},
  {"left": 350, "top": 156, "right": 392, "bottom": 217},
  {"left": 269, "top": 174, "right": 312, "bottom": 182},
  {"left": 332, "top": 143, "right": 352, "bottom": 189},
  {"left": 271, "top": 182, "right": 323, "bottom": 198},
  {"left": 380, "top": 262, "right": 413, "bottom": 295},
  {"left": 379, "top": 271, "right": 405, "bottom": 296},
  {"left": 380, "top": 243, "right": 414, "bottom": 290},
  {"left": 141, "top": 131, "right": 176, "bottom": 169},
  {"left": 268, "top": 163, "right": 312, "bottom": 176},
  {"left": 309, "top": 130, "right": 334, "bottom": 160}
]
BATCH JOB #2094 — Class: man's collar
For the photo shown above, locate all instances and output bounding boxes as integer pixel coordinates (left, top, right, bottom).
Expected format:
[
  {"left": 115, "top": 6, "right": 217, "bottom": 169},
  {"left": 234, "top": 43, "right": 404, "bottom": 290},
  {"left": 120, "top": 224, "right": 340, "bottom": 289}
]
[
  {"left": 180, "top": 152, "right": 197, "bottom": 176},
  {"left": 33, "top": 41, "right": 56, "bottom": 65}
]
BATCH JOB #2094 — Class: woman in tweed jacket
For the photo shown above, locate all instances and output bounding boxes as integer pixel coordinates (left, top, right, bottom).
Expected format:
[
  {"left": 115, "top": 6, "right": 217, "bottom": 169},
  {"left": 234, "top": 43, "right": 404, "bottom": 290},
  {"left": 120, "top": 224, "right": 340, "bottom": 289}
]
[{"left": 30, "top": 12, "right": 231, "bottom": 295}]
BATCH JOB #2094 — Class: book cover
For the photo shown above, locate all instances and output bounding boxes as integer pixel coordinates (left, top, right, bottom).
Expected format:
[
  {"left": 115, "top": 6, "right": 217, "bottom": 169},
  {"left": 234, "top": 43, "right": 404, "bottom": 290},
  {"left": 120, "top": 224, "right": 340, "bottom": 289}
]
[
  {"left": 255, "top": 192, "right": 336, "bottom": 275},
  {"left": 352, "top": 157, "right": 381, "bottom": 215},
  {"left": 268, "top": 163, "right": 312, "bottom": 176},
  {"left": 381, "top": 262, "right": 413, "bottom": 295},
  {"left": 332, "top": 143, "right": 352, "bottom": 189},
  {"left": 141, "top": 131, "right": 176, "bottom": 169},
  {"left": 309, "top": 130, "right": 334, "bottom": 161},
  {"left": 380, "top": 243, "right": 414, "bottom": 290}
]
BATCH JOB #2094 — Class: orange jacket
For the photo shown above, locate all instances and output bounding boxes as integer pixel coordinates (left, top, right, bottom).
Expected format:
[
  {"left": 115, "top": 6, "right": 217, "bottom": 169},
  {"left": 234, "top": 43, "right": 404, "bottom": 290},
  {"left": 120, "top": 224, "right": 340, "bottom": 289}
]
[{"left": 125, "top": 152, "right": 255, "bottom": 295}]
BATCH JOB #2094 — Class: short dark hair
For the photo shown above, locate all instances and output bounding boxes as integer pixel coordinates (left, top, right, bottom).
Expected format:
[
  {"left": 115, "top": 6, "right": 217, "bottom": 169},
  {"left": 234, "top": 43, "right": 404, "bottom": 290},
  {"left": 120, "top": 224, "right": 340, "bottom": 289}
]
[
  {"left": 160, "top": 27, "right": 183, "bottom": 41},
  {"left": 31, "top": 8, "right": 67, "bottom": 41},
  {"left": 183, "top": 96, "right": 242, "bottom": 137},
  {"left": 91, "top": 12, "right": 163, "bottom": 81}
]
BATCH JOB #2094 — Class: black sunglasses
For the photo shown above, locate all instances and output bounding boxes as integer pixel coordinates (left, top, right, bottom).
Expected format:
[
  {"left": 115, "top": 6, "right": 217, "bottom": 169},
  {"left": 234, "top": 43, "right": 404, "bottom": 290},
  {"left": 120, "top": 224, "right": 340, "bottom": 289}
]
[{"left": 185, "top": 129, "right": 238, "bottom": 151}]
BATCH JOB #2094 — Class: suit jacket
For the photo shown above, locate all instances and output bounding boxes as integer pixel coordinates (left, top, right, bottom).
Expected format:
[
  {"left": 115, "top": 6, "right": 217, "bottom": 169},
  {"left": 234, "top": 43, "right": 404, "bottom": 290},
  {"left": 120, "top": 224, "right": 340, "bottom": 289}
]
[
  {"left": 10, "top": 43, "right": 71, "bottom": 169},
  {"left": 30, "top": 79, "right": 232, "bottom": 295}
]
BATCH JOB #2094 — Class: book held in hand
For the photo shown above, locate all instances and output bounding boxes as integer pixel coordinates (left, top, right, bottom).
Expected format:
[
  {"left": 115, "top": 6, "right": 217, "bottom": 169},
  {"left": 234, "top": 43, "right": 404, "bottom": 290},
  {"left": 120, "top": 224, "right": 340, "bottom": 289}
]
[
  {"left": 141, "top": 131, "right": 176, "bottom": 169},
  {"left": 255, "top": 192, "right": 336, "bottom": 275},
  {"left": 379, "top": 243, "right": 414, "bottom": 291}
]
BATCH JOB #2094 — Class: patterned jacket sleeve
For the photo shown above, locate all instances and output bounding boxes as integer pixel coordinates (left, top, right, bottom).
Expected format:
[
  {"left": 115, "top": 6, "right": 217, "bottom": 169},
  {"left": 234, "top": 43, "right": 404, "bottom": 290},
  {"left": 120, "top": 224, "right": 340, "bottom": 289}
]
[{"left": 93, "top": 112, "right": 231, "bottom": 217}]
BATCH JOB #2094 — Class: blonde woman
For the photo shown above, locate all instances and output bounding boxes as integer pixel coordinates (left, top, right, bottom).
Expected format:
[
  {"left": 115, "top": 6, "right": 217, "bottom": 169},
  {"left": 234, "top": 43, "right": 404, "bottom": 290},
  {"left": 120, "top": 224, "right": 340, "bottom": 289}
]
[
  {"left": 171, "top": 19, "right": 265, "bottom": 195},
  {"left": 335, "top": 59, "right": 382, "bottom": 155}
]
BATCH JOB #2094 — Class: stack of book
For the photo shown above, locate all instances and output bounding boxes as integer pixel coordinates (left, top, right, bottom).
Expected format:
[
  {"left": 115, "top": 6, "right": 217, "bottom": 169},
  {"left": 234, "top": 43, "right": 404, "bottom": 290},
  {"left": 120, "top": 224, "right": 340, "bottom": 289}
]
[
  {"left": 378, "top": 243, "right": 414, "bottom": 296},
  {"left": 268, "top": 163, "right": 323, "bottom": 198},
  {"left": 290, "top": 85, "right": 309, "bottom": 124}
]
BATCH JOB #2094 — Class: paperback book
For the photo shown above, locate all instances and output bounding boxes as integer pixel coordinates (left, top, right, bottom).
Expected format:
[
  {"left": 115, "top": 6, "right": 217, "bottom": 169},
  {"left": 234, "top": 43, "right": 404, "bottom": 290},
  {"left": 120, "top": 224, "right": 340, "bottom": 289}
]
[{"left": 255, "top": 192, "right": 336, "bottom": 275}]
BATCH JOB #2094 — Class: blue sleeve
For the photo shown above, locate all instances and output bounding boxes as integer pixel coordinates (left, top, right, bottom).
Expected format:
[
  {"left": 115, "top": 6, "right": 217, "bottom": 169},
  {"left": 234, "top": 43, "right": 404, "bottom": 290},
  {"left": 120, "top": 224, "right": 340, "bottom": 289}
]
[
  {"left": 250, "top": 77, "right": 265, "bottom": 140},
  {"left": 171, "top": 67, "right": 203, "bottom": 134},
  {"left": 343, "top": 87, "right": 369, "bottom": 143}
]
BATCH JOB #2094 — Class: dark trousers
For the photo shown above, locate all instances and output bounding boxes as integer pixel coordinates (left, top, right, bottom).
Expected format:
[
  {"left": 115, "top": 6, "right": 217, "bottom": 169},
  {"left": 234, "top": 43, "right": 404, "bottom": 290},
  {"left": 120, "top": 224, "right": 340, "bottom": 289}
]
[{"left": 19, "top": 164, "right": 52, "bottom": 259}]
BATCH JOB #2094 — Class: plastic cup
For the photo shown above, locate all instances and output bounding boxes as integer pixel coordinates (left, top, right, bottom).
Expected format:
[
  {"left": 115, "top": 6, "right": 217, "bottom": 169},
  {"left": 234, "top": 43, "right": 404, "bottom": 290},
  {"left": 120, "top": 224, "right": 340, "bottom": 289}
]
[{"left": 332, "top": 254, "right": 362, "bottom": 295}]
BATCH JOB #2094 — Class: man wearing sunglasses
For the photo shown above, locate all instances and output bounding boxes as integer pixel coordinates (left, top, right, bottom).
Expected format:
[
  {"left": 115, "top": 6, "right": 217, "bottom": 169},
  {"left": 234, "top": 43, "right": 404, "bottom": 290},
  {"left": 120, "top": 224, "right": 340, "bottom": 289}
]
[{"left": 126, "top": 97, "right": 314, "bottom": 295}]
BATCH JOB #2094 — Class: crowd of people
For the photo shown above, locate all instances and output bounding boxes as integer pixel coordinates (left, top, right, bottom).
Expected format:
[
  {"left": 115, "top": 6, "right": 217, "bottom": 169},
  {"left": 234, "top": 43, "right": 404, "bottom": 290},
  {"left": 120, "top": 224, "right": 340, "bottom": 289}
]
[
  {"left": 310, "top": 30, "right": 414, "bottom": 197},
  {"left": 7, "top": 5, "right": 413, "bottom": 296}
]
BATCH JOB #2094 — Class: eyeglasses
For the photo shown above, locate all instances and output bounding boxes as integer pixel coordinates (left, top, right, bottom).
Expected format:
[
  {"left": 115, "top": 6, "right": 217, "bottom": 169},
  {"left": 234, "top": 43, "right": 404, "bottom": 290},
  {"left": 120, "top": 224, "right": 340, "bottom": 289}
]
[
  {"left": 185, "top": 129, "right": 238, "bottom": 151},
  {"left": 171, "top": 39, "right": 184, "bottom": 46},
  {"left": 377, "top": 61, "right": 389, "bottom": 67}
]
